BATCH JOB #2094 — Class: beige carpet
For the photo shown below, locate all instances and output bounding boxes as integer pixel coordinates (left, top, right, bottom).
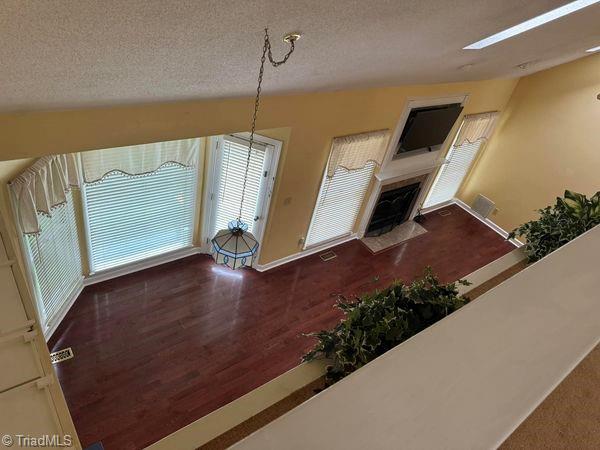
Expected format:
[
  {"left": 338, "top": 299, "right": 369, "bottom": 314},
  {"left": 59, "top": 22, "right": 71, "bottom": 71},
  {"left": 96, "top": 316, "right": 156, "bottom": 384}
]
[
  {"left": 202, "top": 263, "right": 600, "bottom": 449},
  {"left": 199, "top": 378, "right": 325, "bottom": 450},
  {"left": 501, "top": 344, "right": 600, "bottom": 449}
]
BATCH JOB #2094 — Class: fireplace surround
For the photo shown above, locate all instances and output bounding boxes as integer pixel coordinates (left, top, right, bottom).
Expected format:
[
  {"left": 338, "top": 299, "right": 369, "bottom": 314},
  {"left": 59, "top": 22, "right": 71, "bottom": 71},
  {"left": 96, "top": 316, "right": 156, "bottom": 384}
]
[
  {"left": 357, "top": 94, "right": 468, "bottom": 240},
  {"left": 365, "top": 174, "right": 428, "bottom": 237}
]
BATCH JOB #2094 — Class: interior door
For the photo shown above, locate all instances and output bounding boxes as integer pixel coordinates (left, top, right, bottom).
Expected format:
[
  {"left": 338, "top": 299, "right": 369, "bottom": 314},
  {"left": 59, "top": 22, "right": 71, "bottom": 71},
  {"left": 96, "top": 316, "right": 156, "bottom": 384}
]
[{"left": 206, "top": 134, "right": 278, "bottom": 253}]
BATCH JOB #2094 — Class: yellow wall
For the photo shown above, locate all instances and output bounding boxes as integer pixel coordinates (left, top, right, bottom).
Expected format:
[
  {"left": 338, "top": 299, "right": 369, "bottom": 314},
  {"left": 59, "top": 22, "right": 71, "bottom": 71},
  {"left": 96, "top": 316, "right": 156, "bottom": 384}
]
[
  {"left": 459, "top": 54, "right": 600, "bottom": 232},
  {"left": 0, "top": 79, "right": 518, "bottom": 264}
]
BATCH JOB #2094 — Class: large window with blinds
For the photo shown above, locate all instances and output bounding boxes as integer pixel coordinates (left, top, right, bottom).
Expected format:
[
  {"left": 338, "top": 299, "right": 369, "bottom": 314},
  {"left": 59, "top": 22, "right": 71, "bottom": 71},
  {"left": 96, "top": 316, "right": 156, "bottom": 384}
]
[
  {"left": 423, "top": 139, "right": 483, "bottom": 208},
  {"left": 305, "top": 162, "right": 376, "bottom": 248},
  {"left": 25, "top": 191, "right": 82, "bottom": 329},
  {"left": 210, "top": 135, "right": 269, "bottom": 237},
  {"left": 84, "top": 163, "right": 197, "bottom": 272}
]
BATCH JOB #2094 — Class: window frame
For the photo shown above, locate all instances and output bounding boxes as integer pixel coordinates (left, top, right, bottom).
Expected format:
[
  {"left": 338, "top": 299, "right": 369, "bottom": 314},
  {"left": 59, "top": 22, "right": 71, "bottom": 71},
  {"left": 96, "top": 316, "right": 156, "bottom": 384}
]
[
  {"left": 14, "top": 190, "right": 84, "bottom": 336},
  {"left": 79, "top": 152, "right": 201, "bottom": 275},
  {"left": 422, "top": 121, "right": 486, "bottom": 209},
  {"left": 304, "top": 161, "right": 376, "bottom": 250}
]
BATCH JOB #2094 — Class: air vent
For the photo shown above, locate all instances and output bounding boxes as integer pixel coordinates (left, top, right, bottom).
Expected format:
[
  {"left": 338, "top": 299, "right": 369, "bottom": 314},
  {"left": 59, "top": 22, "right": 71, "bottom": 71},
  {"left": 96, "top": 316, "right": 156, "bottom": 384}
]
[
  {"left": 319, "top": 250, "right": 337, "bottom": 262},
  {"left": 50, "top": 347, "right": 74, "bottom": 364},
  {"left": 472, "top": 194, "right": 495, "bottom": 218}
]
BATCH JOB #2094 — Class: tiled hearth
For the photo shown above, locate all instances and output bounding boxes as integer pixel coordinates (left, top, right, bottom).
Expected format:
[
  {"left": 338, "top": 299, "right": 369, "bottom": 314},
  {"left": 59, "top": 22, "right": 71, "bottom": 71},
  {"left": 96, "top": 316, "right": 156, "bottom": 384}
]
[{"left": 361, "top": 220, "right": 427, "bottom": 253}]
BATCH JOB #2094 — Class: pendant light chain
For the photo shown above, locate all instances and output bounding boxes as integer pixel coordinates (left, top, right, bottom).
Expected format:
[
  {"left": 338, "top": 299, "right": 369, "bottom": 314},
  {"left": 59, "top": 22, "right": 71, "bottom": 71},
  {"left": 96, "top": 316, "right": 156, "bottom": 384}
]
[{"left": 237, "top": 28, "right": 297, "bottom": 221}]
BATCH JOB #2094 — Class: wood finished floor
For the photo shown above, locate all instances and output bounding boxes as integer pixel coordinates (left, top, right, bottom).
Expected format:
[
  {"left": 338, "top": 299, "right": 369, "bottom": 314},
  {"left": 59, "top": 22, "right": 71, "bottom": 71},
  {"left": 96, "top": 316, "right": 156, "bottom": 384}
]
[{"left": 48, "top": 205, "right": 515, "bottom": 449}]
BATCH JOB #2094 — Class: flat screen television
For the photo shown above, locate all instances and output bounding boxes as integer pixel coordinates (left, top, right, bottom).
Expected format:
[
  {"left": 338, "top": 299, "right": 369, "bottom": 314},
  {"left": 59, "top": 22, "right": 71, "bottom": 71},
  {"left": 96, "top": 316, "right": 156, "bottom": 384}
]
[{"left": 395, "top": 103, "right": 463, "bottom": 156}]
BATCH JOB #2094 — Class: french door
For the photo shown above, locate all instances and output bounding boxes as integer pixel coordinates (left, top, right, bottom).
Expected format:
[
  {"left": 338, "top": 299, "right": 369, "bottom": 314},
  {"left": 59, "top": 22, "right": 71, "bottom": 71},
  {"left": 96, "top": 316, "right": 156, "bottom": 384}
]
[{"left": 205, "top": 134, "right": 279, "bottom": 256}]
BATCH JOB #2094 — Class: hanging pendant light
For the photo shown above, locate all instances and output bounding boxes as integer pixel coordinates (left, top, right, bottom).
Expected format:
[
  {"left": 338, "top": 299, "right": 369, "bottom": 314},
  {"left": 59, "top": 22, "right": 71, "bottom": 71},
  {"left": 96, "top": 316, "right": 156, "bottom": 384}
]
[{"left": 211, "top": 29, "right": 300, "bottom": 270}]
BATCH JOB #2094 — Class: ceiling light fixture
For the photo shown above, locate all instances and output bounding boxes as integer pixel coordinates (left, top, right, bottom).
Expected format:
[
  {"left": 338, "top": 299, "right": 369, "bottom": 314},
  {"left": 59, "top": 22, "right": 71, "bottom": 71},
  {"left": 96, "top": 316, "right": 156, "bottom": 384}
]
[
  {"left": 211, "top": 29, "right": 300, "bottom": 270},
  {"left": 464, "top": 0, "right": 600, "bottom": 50},
  {"left": 586, "top": 45, "right": 600, "bottom": 52}
]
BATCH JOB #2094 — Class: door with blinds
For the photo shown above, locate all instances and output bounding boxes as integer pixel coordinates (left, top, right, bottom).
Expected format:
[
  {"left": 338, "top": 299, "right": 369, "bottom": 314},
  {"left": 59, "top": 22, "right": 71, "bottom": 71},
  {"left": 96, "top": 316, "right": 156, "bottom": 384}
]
[{"left": 206, "top": 135, "right": 279, "bottom": 253}]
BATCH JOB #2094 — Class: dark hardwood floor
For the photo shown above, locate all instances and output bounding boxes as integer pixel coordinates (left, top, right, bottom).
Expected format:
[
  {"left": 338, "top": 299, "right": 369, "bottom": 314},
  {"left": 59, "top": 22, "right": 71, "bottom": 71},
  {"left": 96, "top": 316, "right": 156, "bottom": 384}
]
[{"left": 48, "top": 205, "right": 515, "bottom": 449}]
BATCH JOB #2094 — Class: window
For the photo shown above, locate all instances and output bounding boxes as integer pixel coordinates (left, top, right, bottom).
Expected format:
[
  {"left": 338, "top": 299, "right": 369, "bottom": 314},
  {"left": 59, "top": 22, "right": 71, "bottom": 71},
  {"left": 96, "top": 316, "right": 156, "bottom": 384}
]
[
  {"left": 423, "top": 113, "right": 498, "bottom": 209},
  {"left": 423, "top": 139, "right": 483, "bottom": 208},
  {"left": 210, "top": 135, "right": 269, "bottom": 236},
  {"left": 305, "top": 162, "right": 375, "bottom": 247},
  {"left": 84, "top": 163, "right": 197, "bottom": 272},
  {"left": 25, "top": 191, "right": 82, "bottom": 328}
]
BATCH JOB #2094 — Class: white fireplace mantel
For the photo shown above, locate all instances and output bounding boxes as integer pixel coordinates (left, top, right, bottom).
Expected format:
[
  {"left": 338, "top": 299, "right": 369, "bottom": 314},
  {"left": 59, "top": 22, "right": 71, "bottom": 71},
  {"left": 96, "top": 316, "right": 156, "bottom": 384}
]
[
  {"left": 358, "top": 143, "right": 447, "bottom": 236},
  {"left": 375, "top": 150, "right": 444, "bottom": 183},
  {"left": 357, "top": 93, "right": 468, "bottom": 237}
]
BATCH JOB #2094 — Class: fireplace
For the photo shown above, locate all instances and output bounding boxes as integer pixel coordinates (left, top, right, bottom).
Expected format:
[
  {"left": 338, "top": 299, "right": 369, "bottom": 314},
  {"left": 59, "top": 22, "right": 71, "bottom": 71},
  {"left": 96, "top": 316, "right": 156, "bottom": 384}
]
[{"left": 366, "top": 181, "right": 422, "bottom": 237}]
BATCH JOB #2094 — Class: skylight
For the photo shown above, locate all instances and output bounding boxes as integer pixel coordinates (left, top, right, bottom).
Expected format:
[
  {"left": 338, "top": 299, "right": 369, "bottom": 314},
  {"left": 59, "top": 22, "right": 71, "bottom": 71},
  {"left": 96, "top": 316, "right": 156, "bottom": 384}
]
[{"left": 464, "top": 0, "right": 600, "bottom": 50}]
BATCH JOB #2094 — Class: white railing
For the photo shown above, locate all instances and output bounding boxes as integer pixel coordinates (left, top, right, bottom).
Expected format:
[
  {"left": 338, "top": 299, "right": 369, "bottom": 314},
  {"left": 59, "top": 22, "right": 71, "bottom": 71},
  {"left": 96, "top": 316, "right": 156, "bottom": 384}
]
[{"left": 233, "top": 226, "right": 600, "bottom": 450}]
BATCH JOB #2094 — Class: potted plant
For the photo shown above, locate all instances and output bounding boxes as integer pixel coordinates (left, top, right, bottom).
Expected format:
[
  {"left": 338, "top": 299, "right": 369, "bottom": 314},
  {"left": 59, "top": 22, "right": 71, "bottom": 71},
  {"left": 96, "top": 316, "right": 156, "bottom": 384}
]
[
  {"left": 303, "top": 268, "right": 470, "bottom": 384},
  {"left": 509, "top": 190, "right": 600, "bottom": 263}
]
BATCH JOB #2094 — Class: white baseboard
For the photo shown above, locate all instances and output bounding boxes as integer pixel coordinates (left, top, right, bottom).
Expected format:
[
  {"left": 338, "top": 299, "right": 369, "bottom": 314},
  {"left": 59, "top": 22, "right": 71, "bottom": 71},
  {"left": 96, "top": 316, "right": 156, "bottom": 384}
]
[
  {"left": 452, "top": 198, "right": 523, "bottom": 247},
  {"left": 255, "top": 233, "right": 358, "bottom": 272},
  {"left": 256, "top": 199, "right": 521, "bottom": 272},
  {"left": 418, "top": 200, "right": 454, "bottom": 215},
  {"left": 84, "top": 246, "right": 201, "bottom": 286},
  {"left": 51, "top": 199, "right": 520, "bottom": 340}
]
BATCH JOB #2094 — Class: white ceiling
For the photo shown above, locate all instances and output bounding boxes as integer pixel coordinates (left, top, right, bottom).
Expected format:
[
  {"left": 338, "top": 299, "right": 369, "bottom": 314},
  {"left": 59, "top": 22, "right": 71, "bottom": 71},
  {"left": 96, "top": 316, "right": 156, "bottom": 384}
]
[{"left": 1, "top": 0, "right": 599, "bottom": 112}]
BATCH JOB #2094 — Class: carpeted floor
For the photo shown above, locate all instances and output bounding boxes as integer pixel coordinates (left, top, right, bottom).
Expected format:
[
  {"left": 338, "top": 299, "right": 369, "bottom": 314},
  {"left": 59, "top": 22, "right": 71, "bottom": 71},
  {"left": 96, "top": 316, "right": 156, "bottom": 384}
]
[
  {"left": 501, "top": 344, "right": 600, "bottom": 449},
  {"left": 199, "top": 378, "right": 325, "bottom": 450}
]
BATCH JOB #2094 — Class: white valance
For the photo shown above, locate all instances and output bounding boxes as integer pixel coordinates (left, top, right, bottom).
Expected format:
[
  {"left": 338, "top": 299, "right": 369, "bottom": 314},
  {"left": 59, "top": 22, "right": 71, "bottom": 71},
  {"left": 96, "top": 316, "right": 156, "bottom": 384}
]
[
  {"left": 80, "top": 138, "right": 200, "bottom": 183},
  {"left": 455, "top": 112, "right": 499, "bottom": 146},
  {"left": 10, "top": 154, "right": 80, "bottom": 234},
  {"left": 327, "top": 129, "right": 390, "bottom": 178}
]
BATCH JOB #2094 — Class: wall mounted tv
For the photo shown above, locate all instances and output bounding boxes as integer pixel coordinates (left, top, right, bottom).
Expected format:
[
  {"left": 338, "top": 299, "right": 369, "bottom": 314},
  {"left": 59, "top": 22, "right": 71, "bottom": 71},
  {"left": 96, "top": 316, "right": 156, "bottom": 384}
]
[{"left": 395, "top": 103, "right": 463, "bottom": 156}]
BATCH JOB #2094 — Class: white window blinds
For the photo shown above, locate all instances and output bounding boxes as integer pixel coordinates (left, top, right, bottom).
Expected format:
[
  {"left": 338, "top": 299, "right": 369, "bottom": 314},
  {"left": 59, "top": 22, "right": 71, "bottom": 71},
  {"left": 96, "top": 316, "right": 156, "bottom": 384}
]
[
  {"left": 212, "top": 136, "right": 267, "bottom": 236},
  {"left": 423, "top": 112, "right": 498, "bottom": 208},
  {"left": 423, "top": 140, "right": 483, "bottom": 208},
  {"left": 25, "top": 191, "right": 82, "bottom": 328},
  {"left": 84, "top": 163, "right": 197, "bottom": 272},
  {"left": 305, "top": 162, "right": 375, "bottom": 248}
]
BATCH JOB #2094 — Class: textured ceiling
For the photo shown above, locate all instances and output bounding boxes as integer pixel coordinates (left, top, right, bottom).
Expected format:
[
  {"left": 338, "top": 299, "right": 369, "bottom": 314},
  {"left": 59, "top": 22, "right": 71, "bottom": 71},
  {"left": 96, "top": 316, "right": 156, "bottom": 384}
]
[{"left": 1, "top": 0, "right": 599, "bottom": 112}]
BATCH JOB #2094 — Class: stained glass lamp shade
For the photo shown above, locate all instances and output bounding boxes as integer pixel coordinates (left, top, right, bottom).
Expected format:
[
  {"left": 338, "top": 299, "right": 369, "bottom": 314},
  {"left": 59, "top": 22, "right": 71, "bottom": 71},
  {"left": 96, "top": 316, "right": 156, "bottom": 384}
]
[{"left": 211, "top": 220, "right": 258, "bottom": 269}]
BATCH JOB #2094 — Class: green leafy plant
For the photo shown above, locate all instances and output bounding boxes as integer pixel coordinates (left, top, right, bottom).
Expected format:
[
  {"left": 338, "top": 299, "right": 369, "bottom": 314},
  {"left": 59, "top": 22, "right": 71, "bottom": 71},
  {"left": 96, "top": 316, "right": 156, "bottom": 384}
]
[
  {"left": 303, "top": 268, "right": 470, "bottom": 384},
  {"left": 508, "top": 190, "right": 600, "bottom": 263}
]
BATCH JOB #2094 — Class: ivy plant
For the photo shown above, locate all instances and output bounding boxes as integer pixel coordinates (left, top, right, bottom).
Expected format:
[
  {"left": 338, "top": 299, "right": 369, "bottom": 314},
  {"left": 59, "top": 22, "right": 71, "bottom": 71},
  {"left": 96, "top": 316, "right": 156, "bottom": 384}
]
[
  {"left": 509, "top": 190, "right": 600, "bottom": 263},
  {"left": 303, "top": 268, "right": 470, "bottom": 384}
]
